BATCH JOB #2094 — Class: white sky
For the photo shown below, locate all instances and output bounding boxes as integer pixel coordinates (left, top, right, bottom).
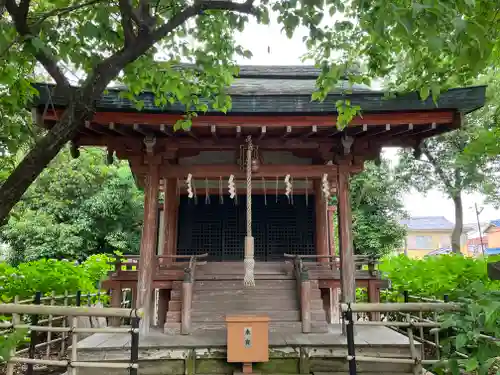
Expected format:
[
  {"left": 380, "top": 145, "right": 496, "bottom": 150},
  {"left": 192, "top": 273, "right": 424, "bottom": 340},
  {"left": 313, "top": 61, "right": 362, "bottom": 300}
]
[{"left": 233, "top": 19, "right": 500, "bottom": 225}]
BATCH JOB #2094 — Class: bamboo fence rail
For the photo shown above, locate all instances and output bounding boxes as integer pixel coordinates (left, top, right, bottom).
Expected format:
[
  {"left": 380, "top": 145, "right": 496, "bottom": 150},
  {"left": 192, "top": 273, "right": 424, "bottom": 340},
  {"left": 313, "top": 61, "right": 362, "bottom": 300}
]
[
  {"left": 342, "top": 298, "right": 498, "bottom": 375},
  {"left": 0, "top": 292, "right": 142, "bottom": 375},
  {"left": 1, "top": 300, "right": 141, "bottom": 375}
]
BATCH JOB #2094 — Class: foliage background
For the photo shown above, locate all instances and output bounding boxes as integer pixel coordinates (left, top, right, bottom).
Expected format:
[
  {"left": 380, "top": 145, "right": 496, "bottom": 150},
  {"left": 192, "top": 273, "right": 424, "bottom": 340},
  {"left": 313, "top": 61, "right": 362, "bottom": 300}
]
[
  {"left": 0, "top": 148, "right": 144, "bottom": 264},
  {"left": 350, "top": 160, "right": 407, "bottom": 257}
]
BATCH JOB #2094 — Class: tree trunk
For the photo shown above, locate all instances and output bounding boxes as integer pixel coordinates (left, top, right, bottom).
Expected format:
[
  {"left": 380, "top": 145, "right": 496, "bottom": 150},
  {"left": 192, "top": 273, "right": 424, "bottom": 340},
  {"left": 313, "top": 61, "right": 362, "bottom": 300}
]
[
  {"left": 0, "top": 101, "right": 94, "bottom": 223},
  {"left": 451, "top": 192, "right": 463, "bottom": 254},
  {"left": 0, "top": 44, "right": 144, "bottom": 224}
]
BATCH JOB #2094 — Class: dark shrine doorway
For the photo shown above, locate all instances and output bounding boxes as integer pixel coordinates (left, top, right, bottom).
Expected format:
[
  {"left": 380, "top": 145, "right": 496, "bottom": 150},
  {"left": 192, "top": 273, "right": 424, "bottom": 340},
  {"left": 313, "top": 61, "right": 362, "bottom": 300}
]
[{"left": 177, "top": 194, "right": 316, "bottom": 261}]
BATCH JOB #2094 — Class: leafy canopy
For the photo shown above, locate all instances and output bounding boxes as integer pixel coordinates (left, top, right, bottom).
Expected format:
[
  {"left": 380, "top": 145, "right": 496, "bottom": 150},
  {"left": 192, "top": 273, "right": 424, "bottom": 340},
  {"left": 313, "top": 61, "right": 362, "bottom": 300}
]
[
  {"left": 0, "top": 148, "right": 144, "bottom": 263},
  {"left": 350, "top": 159, "right": 407, "bottom": 257},
  {"left": 0, "top": 0, "right": 499, "bottom": 223}
]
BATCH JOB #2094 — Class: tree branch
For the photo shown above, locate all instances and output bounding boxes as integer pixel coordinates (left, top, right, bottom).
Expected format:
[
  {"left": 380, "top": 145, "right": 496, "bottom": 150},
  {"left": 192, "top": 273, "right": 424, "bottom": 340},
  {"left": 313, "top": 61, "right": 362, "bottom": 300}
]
[
  {"left": 30, "top": 0, "right": 104, "bottom": 29},
  {"left": 151, "top": 0, "right": 257, "bottom": 41},
  {"left": 421, "top": 144, "right": 455, "bottom": 195},
  {"left": 5, "top": 0, "right": 70, "bottom": 89},
  {"left": 118, "top": 0, "right": 137, "bottom": 46},
  {"left": 18, "top": 0, "right": 30, "bottom": 22}
]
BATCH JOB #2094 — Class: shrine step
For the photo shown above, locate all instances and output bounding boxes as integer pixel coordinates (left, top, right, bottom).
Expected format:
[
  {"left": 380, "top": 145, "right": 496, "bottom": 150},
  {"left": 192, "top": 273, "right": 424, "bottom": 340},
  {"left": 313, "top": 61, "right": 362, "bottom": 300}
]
[
  {"left": 193, "top": 279, "right": 297, "bottom": 290},
  {"left": 164, "top": 321, "right": 329, "bottom": 334},
  {"left": 166, "top": 309, "right": 326, "bottom": 322},
  {"left": 195, "top": 274, "right": 296, "bottom": 280},
  {"left": 168, "top": 301, "right": 319, "bottom": 311},
  {"left": 171, "top": 289, "right": 321, "bottom": 299},
  {"left": 189, "top": 300, "right": 323, "bottom": 310}
]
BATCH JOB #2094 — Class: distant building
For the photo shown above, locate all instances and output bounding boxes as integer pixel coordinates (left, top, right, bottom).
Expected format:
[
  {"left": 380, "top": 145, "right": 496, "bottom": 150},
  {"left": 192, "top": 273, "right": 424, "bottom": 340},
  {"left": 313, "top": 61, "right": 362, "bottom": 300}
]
[
  {"left": 484, "top": 220, "right": 500, "bottom": 255},
  {"left": 466, "top": 229, "right": 488, "bottom": 257},
  {"left": 399, "top": 216, "right": 467, "bottom": 258}
]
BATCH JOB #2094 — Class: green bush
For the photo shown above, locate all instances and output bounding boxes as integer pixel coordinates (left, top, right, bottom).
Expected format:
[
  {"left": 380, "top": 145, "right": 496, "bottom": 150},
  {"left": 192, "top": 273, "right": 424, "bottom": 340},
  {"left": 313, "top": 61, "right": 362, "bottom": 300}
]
[
  {"left": 379, "top": 254, "right": 500, "bottom": 300},
  {"left": 0, "top": 254, "right": 115, "bottom": 364},
  {"left": 0, "top": 253, "right": 115, "bottom": 302},
  {"left": 379, "top": 254, "right": 500, "bottom": 375}
]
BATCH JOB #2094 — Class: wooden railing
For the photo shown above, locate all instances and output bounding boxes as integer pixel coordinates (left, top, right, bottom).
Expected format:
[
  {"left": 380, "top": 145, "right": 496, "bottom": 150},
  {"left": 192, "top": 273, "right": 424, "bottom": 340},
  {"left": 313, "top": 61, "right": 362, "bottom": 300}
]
[
  {"left": 1, "top": 293, "right": 141, "bottom": 375},
  {"left": 284, "top": 254, "right": 311, "bottom": 333},
  {"left": 157, "top": 253, "right": 209, "bottom": 335}
]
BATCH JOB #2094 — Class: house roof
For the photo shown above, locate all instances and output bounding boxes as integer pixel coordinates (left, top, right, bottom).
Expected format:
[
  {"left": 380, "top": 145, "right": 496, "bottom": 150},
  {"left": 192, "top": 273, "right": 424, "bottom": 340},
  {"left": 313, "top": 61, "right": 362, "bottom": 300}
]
[
  {"left": 31, "top": 65, "right": 486, "bottom": 114},
  {"left": 484, "top": 219, "right": 500, "bottom": 233},
  {"left": 400, "top": 216, "right": 454, "bottom": 231}
]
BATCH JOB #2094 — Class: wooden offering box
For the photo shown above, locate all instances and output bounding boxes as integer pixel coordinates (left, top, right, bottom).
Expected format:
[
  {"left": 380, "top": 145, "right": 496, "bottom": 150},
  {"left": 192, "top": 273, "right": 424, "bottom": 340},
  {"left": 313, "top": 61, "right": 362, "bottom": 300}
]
[{"left": 226, "top": 315, "right": 270, "bottom": 365}]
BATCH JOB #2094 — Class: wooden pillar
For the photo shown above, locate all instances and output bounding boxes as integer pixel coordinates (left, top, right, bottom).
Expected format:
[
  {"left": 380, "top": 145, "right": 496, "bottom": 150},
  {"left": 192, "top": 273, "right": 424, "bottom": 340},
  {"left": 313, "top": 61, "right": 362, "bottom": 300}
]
[
  {"left": 137, "top": 162, "right": 160, "bottom": 335},
  {"left": 162, "top": 178, "right": 178, "bottom": 264},
  {"left": 314, "top": 180, "right": 328, "bottom": 262},
  {"left": 109, "top": 283, "right": 121, "bottom": 327},
  {"left": 337, "top": 167, "right": 356, "bottom": 304},
  {"left": 367, "top": 281, "right": 381, "bottom": 321},
  {"left": 328, "top": 206, "right": 336, "bottom": 257}
]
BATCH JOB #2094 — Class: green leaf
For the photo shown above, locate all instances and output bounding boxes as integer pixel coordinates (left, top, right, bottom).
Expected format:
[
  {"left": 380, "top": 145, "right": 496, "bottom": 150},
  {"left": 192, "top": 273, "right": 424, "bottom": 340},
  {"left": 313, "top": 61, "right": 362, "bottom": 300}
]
[
  {"left": 29, "top": 37, "right": 45, "bottom": 52},
  {"left": 479, "top": 357, "right": 497, "bottom": 375},
  {"left": 419, "top": 86, "right": 430, "bottom": 101},
  {"left": 465, "top": 357, "right": 478, "bottom": 372},
  {"left": 449, "top": 359, "right": 460, "bottom": 375}
]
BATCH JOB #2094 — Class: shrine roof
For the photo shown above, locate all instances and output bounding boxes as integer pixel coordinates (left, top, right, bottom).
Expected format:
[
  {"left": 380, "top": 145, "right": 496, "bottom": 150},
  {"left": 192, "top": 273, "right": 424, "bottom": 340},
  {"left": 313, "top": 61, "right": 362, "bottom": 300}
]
[{"left": 31, "top": 65, "right": 485, "bottom": 114}]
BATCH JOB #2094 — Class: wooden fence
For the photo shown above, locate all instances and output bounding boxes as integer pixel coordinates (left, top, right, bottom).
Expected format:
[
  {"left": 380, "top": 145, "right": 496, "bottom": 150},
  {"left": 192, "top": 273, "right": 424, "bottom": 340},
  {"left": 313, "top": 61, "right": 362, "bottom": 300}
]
[
  {"left": 342, "top": 299, "right": 498, "bottom": 375},
  {"left": 0, "top": 291, "right": 141, "bottom": 375}
]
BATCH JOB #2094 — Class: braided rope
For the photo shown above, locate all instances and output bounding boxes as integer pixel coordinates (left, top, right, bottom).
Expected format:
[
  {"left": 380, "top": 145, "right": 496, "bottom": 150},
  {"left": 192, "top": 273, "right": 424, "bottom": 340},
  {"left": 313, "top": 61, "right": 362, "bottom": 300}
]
[{"left": 244, "top": 135, "right": 255, "bottom": 287}]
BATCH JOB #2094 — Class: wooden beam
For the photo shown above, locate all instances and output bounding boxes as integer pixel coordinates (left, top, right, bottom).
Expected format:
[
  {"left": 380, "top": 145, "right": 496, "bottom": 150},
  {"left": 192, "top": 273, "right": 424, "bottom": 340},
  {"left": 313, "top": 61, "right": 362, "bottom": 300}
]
[
  {"left": 314, "top": 180, "right": 329, "bottom": 263},
  {"left": 133, "top": 164, "right": 341, "bottom": 178},
  {"left": 162, "top": 179, "right": 178, "bottom": 266},
  {"left": 43, "top": 109, "right": 456, "bottom": 128},
  {"left": 136, "top": 162, "right": 160, "bottom": 334},
  {"left": 302, "top": 125, "right": 317, "bottom": 139},
  {"left": 259, "top": 126, "right": 267, "bottom": 140},
  {"left": 75, "top": 136, "right": 325, "bottom": 150},
  {"left": 133, "top": 123, "right": 151, "bottom": 136},
  {"left": 211, "top": 125, "right": 217, "bottom": 139},
  {"left": 236, "top": 125, "right": 241, "bottom": 138},
  {"left": 283, "top": 125, "right": 292, "bottom": 138},
  {"left": 108, "top": 122, "right": 129, "bottom": 136},
  {"left": 84, "top": 121, "right": 106, "bottom": 135},
  {"left": 390, "top": 123, "right": 413, "bottom": 137},
  {"left": 160, "top": 124, "right": 173, "bottom": 136}
]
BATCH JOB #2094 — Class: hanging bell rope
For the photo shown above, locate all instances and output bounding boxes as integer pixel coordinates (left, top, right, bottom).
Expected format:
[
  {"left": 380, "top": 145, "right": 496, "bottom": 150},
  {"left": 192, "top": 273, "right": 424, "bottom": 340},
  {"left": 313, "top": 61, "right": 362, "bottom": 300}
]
[{"left": 244, "top": 135, "right": 255, "bottom": 287}]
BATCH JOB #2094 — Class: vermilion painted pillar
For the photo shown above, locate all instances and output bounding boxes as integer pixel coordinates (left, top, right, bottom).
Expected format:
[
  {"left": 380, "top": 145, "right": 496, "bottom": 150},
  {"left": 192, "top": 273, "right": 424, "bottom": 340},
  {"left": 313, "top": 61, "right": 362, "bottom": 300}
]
[
  {"left": 314, "top": 180, "right": 329, "bottom": 262},
  {"left": 137, "top": 162, "right": 160, "bottom": 334},
  {"left": 162, "top": 178, "right": 178, "bottom": 264},
  {"left": 337, "top": 167, "right": 356, "bottom": 305}
]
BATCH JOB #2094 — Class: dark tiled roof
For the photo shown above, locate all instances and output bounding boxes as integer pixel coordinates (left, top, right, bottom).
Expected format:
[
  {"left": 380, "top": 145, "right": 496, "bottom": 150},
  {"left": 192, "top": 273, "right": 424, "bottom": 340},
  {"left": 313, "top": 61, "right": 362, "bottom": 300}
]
[
  {"left": 400, "top": 216, "right": 454, "bottom": 231},
  {"left": 31, "top": 65, "right": 486, "bottom": 114}
]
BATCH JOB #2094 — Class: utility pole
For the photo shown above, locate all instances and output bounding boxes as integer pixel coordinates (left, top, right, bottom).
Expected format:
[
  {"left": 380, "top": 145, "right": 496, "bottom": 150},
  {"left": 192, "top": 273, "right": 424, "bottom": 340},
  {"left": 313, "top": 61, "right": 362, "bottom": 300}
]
[{"left": 475, "top": 203, "right": 485, "bottom": 256}]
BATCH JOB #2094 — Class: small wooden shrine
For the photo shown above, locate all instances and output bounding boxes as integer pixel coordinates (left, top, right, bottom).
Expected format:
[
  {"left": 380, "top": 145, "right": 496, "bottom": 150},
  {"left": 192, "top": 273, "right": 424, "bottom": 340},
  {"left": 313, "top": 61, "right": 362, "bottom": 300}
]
[{"left": 32, "top": 66, "right": 485, "bottom": 335}]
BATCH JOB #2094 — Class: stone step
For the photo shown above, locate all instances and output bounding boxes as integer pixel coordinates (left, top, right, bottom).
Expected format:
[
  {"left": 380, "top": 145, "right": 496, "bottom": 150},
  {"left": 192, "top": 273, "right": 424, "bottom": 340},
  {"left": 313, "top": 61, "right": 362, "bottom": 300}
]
[
  {"left": 166, "top": 309, "right": 326, "bottom": 322},
  {"left": 164, "top": 321, "right": 329, "bottom": 334}
]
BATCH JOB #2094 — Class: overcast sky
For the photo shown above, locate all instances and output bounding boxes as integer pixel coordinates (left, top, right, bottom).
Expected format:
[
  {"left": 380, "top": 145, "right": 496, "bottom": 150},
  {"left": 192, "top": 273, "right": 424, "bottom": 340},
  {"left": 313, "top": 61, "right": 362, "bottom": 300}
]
[{"left": 233, "top": 18, "right": 500, "bottom": 225}]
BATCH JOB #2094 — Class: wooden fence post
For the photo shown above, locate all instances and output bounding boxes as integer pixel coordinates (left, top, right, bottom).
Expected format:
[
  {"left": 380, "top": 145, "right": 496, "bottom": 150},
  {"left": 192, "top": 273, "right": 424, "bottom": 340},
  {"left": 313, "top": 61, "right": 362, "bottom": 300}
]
[
  {"left": 181, "top": 269, "right": 193, "bottom": 335},
  {"left": 27, "top": 291, "right": 42, "bottom": 375},
  {"left": 6, "top": 296, "right": 19, "bottom": 375},
  {"left": 300, "top": 272, "right": 311, "bottom": 333}
]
